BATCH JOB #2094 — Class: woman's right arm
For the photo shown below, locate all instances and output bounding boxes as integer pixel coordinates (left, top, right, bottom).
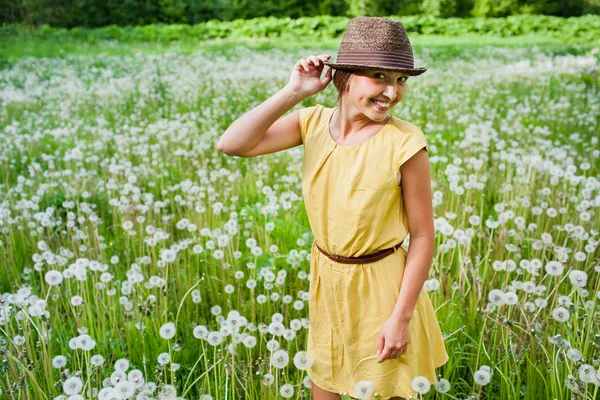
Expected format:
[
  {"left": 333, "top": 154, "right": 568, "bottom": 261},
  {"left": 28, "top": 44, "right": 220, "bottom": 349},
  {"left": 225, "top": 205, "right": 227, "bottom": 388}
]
[{"left": 217, "top": 54, "right": 332, "bottom": 158}]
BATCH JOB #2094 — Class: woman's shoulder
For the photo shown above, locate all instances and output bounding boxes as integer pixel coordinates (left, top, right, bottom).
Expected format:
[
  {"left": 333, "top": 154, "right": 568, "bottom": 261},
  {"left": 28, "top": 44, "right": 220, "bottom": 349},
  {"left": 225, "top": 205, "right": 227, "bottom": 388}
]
[
  {"left": 299, "top": 103, "right": 328, "bottom": 117},
  {"left": 299, "top": 103, "right": 330, "bottom": 143},
  {"left": 388, "top": 116, "right": 425, "bottom": 137},
  {"left": 387, "top": 116, "right": 427, "bottom": 148}
]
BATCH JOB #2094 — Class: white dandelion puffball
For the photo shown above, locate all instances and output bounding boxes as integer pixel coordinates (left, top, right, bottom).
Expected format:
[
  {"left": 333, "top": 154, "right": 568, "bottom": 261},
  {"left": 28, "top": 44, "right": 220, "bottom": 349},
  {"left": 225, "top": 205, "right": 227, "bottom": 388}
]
[
  {"left": 578, "top": 364, "right": 598, "bottom": 383},
  {"left": 70, "top": 295, "right": 84, "bottom": 306},
  {"left": 568, "top": 270, "right": 587, "bottom": 288},
  {"left": 283, "top": 329, "right": 296, "bottom": 341},
  {"left": 193, "top": 325, "right": 209, "bottom": 340},
  {"left": 354, "top": 380, "right": 374, "bottom": 399},
  {"left": 269, "top": 321, "right": 285, "bottom": 336},
  {"left": 114, "top": 380, "right": 135, "bottom": 398},
  {"left": 411, "top": 376, "right": 431, "bottom": 394},
  {"left": 243, "top": 335, "right": 257, "bottom": 348},
  {"left": 63, "top": 376, "right": 83, "bottom": 395},
  {"left": 159, "top": 322, "right": 176, "bottom": 339},
  {"left": 266, "top": 339, "right": 280, "bottom": 352},
  {"left": 434, "top": 378, "right": 451, "bottom": 393},
  {"left": 262, "top": 373, "right": 275, "bottom": 386},
  {"left": 545, "top": 261, "right": 564, "bottom": 276},
  {"left": 302, "top": 375, "right": 312, "bottom": 389},
  {"left": 473, "top": 369, "right": 491, "bottom": 385},
  {"left": 128, "top": 369, "right": 145, "bottom": 388},
  {"left": 479, "top": 365, "right": 492, "bottom": 375},
  {"left": 293, "top": 350, "right": 314, "bottom": 370},
  {"left": 114, "top": 358, "right": 130, "bottom": 371},
  {"left": 157, "top": 352, "right": 171, "bottom": 365},
  {"left": 76, "top": 334, "right": 96, "bottom": 351},
  {"left": 279, "top": 383, "right": 295, "bottom": 398},
  {"left": 566, "top": 348, "right": 582, "bottom": 362},
  {"left": 558, "top": 295, "right": 573, "bottom": 306},
  {"left": 110, "top": 370, "right": 126, "bottom": 385},
  {"left": 12, "top": 335, "right": 25, "bottom": 346},
  {"left": 207, "top": 331, "right": 224, "bottom": 346},
  {"left": 503, "top": 292, "right": 519, "bottom": 305},
  {"left": 160, "top": 249, "right": 177, "bottom": 263},
  {"left": 158, "top": 384, "right": 177, "bottom": 399},
  {"left": 90, "top": 354, "right": 105, "bottom": 366},
  {"left": 488, "top": 289, "right": 505, "bottom": 306},
  {"left": 199, "top": 395, "right": 214, "bottom": 400},
  {"left": 52, "top": 355, "right": 68, "bottom": 369},
  {"left": 45, "top": 270, "right": 63, "bottom": 286},
  {"left": 551, "top": 306, "right": 570, "bottom": 323},
  {"left": 270, "top": 349, "right": 290, "bottom": 369},
  {"left": 97, "top": 387, "right": 117, "bottom": 399}
]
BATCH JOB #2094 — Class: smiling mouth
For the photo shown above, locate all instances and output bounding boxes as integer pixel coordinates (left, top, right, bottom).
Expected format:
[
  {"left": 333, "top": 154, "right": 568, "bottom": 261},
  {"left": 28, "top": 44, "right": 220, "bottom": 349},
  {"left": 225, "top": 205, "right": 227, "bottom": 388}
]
[{"left": 371, "top": 99, "right": 391, "bottom": 110}]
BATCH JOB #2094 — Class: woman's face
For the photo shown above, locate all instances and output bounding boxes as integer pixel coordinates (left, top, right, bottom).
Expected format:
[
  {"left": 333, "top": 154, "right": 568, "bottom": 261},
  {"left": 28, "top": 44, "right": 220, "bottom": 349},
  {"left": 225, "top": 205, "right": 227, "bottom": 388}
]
[{"left": 344, "top": 69, "right": 409, "bottom": 122}]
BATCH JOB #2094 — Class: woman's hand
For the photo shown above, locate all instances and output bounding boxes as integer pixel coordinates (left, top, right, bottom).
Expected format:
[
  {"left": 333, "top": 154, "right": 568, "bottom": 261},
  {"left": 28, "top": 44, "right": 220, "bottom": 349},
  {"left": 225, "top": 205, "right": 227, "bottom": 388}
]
[
  {"left": 285, "top": 54, "right": 333, "bottom": 99},
  {"left": 376, "top": 317, "right": 410, "bottom": 363}
]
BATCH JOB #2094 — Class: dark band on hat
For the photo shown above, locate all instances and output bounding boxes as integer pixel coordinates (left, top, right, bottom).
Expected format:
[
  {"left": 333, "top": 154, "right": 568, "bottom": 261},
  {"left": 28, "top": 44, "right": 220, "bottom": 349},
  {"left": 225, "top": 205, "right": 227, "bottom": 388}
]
[{"left": 336, "top": 50, "right": 415, "bottom": 69}]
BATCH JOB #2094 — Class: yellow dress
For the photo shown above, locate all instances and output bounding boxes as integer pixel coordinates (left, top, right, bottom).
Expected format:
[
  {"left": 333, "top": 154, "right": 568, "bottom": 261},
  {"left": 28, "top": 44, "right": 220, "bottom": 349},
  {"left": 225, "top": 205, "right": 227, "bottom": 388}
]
[{"left": 300, "top": 104, "right": 449, "bottom": 399}]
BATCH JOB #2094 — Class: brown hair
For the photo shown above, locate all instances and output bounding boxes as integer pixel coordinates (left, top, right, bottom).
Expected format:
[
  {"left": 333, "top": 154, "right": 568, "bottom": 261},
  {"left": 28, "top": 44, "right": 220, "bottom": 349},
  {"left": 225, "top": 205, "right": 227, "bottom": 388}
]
[{"left": 332, "top": 69, "right": 358, "bottom": 104}]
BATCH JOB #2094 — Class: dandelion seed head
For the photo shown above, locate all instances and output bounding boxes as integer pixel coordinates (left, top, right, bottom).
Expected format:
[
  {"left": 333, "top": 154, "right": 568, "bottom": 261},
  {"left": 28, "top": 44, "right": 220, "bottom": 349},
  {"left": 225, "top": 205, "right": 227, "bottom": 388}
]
[
  {"left": 411, "top": 376, "right": 431, "bottom": 394},
  {"left": 354, "top": 380, "right": 374, "bottom": 399},
  {"left": 473, "top": 369, "right": 491, "bottom": 386}
]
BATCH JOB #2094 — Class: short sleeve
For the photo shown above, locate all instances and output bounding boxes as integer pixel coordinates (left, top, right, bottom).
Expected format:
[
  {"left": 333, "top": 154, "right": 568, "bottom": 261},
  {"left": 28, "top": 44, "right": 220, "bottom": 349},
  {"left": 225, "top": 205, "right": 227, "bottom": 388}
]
[
  {"left": 394, "top": 125, "right": 428, "bottom": 172},
  {"left": 298, "top": 105, "right": 319, "bottom": 144}
]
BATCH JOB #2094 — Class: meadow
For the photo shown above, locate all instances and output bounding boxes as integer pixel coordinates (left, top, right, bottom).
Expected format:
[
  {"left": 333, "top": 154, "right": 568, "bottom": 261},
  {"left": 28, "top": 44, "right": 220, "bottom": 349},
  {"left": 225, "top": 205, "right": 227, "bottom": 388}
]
[{"left": 0, "top": 34, "right": 599, "bottom": 399}]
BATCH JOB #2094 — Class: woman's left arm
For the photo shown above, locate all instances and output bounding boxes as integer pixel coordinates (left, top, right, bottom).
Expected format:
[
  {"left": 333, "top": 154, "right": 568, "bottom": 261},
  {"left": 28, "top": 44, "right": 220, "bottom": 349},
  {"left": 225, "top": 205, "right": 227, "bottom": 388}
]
[{"left": 391, "top": 148, "right": 435, "bottom": 323}]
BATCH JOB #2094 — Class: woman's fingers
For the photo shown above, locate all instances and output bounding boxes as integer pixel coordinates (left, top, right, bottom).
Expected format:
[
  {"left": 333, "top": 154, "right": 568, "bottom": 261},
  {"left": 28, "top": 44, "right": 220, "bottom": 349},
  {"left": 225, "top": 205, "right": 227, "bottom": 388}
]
[
  {"left": 386, "top": 346, "right": 407, "bottom": 359},
  {"left": 300, "top": 59, "right": 309, "bottom": 72},
  {"left": 299, "top": 55, "right": 331, "bottom": 72},
  {"left": 377, "top": 344, "right": 390, "bottom": 363},
  {"left": 386, "top": 349, "right": 395, "bottom": 360},
  {"left": 310, "top": 55, "right": 331, "bottom": 66},
  {"left": 308, "top": 56, "right": 320, "bottom": 67}
]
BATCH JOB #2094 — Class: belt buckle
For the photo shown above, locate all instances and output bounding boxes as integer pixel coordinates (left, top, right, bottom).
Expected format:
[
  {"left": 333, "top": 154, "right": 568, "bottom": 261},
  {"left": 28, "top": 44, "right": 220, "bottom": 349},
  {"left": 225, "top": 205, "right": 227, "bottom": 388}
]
[{"left": 330, "top": 253, "right": 339, "bottom": 260}]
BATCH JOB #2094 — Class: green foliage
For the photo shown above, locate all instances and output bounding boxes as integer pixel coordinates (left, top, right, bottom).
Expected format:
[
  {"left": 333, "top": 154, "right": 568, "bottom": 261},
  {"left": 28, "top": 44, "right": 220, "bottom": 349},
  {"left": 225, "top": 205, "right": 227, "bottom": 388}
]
[
  {"left": 421, "top": 0, "right": 459, "bottom": 18},
  {"left": 472, "top": 0, "right": 600, "bottom": 17},
  {"left": 1, "top": 15, "right": 599, "bottom": 45},
  {"left": 346, "top": 0, "right": 388, "bottom": 16},
  {"left": 1, "top": 0, "right": 599, "bottom": 27}
]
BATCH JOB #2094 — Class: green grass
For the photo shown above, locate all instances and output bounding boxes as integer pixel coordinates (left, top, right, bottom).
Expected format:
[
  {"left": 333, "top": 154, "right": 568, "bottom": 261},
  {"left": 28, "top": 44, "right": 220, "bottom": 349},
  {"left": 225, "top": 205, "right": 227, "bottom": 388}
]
[
  {"left": 0, "top": 35, "right": 598, "bottom": 400},
  {"left": 0, "top": 33, "right": 594, "bottom": 64}
]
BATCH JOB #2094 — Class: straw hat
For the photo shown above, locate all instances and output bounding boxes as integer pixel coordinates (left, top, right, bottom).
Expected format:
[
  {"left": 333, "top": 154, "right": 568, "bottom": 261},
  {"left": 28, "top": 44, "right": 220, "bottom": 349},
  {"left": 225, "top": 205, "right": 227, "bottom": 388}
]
[{"left": 323, "top": 16, "right": 427, "bottom": 76}]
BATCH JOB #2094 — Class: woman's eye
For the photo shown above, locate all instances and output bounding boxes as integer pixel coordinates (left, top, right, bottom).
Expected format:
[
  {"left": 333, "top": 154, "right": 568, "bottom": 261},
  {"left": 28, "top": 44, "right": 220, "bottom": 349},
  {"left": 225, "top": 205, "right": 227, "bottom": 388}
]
[{"left": 375, "top": 73, "right": 407, "bottom": 82}]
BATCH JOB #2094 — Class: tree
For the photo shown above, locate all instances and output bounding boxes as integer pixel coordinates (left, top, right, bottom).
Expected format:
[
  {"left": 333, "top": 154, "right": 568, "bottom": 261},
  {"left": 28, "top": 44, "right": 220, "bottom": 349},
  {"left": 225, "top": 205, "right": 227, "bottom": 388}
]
[
  {"left": 345, "top": 0, "right": 388, "bottom": 16},
  {"left": 421, "top": 0, "right": 458, "bottom": 17}
]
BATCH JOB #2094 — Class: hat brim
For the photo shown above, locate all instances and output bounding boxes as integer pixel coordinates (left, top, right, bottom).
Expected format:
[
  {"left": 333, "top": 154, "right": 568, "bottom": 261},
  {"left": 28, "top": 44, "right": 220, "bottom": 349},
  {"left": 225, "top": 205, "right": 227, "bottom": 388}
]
[{"left": 323, "top": 62, "right": 427, "bottom": 76}]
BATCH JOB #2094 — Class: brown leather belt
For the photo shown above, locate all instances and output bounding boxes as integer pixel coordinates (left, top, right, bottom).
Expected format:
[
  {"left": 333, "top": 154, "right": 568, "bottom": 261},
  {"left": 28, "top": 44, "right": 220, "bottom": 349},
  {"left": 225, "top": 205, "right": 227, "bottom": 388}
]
[{"left": 315, "top": 241, "right": 404, "bottom": 264}]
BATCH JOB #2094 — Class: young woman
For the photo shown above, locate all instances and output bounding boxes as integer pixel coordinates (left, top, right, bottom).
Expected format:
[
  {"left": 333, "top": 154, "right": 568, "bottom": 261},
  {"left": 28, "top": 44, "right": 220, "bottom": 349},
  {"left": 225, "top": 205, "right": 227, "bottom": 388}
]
[{"left": 218, "top": 16, "right": 448, "bottom": 400}]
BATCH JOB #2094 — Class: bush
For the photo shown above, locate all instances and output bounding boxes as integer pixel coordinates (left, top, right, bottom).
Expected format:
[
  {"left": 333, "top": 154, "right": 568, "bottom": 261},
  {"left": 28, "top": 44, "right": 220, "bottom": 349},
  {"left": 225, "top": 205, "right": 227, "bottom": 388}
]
[{"left": 1, "top": 15, "right": 599, "bottom": 44}]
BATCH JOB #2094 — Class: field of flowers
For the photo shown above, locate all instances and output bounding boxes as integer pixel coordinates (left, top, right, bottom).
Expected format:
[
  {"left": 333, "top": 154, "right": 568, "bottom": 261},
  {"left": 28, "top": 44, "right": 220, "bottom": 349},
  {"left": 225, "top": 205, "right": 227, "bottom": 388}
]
[{"left": 0, "top": 40, "right": 599, "bottom": 399}]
